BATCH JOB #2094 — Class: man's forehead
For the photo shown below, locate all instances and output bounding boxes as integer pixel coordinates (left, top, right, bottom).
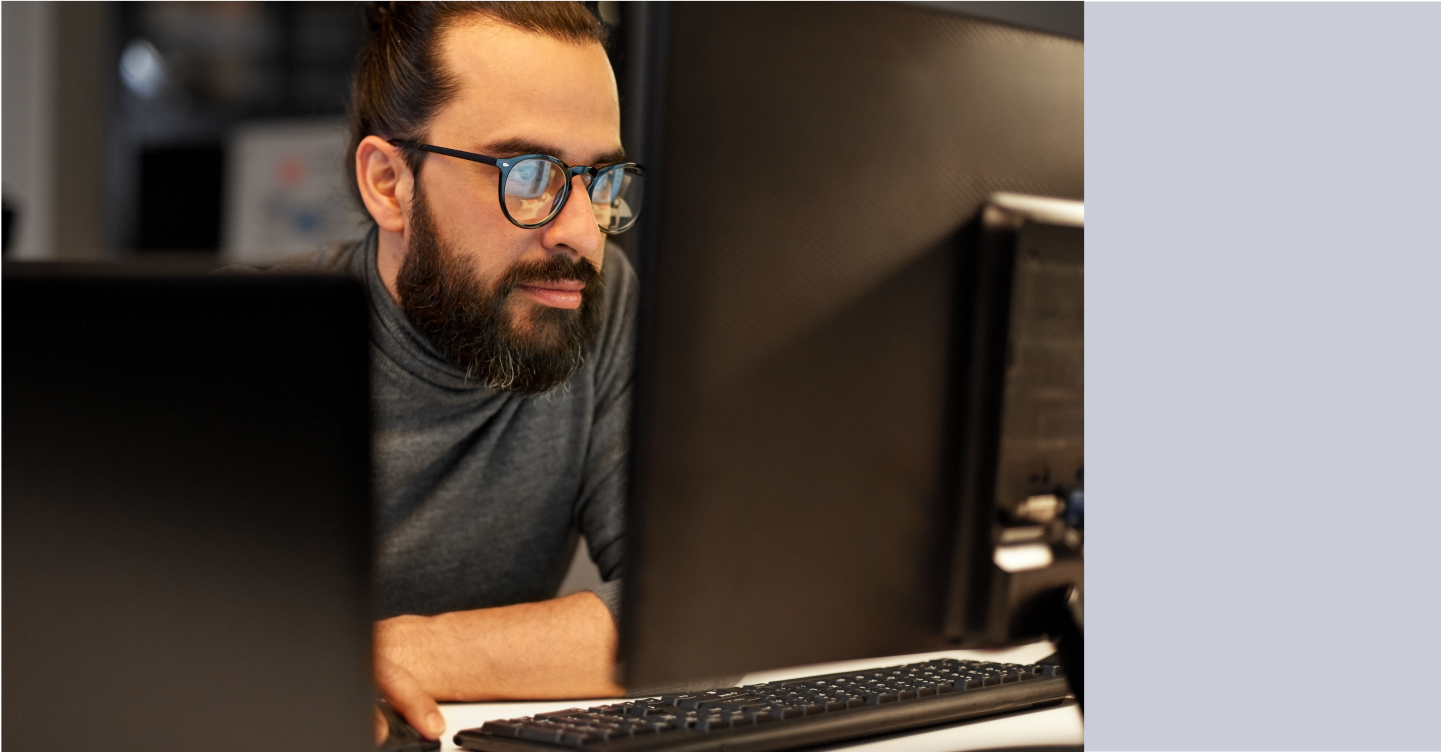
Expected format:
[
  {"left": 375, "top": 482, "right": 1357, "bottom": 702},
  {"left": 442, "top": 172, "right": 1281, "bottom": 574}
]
[
  {"left": 435, "top": 18, "right": 621, "bottom": 165},
  {"left": 480, "top": 136, "right": 626, "bottom": 167}
]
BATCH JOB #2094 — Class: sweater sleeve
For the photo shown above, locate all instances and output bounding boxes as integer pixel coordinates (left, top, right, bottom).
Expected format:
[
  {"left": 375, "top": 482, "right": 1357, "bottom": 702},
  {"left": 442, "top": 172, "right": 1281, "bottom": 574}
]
[{"left": 588, "top": 579, "right": 624, "bottom": 624}]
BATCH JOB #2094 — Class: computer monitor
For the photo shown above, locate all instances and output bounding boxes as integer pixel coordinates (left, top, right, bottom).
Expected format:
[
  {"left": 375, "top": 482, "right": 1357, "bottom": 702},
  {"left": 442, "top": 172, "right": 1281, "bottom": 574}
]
[
  {"left": 619, "top": 3, "right": 1083, "bottom": 691},
  {"left": 2, "top": 267, "right": 376, "bottom": 752}
]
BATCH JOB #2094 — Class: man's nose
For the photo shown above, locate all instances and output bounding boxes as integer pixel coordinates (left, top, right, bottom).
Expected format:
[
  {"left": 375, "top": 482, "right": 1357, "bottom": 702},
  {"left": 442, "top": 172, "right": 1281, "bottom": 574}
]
[{"left": 541, "top": 175, "right": 603, "bottom": 259}]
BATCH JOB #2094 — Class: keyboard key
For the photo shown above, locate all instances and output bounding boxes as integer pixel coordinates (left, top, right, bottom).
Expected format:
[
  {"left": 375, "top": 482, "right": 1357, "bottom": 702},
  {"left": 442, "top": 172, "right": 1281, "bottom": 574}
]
[
  {"left": 769, "top": 703, "right": 804, "bottom": 719},
  {"left": 557, "top": 730, "right": 593, "bottom": 746},
  {"left": 518, "top": 725, "right": 564, "bottom": 743},
  {"left": 694, "top": 715, "right": 729, "bottom": 732},
  {"left": 742, "top": 707, "right": 774, "bottom": 723},
  {"left": 479, "top": 720, "right": 524, "bottom": 737}
]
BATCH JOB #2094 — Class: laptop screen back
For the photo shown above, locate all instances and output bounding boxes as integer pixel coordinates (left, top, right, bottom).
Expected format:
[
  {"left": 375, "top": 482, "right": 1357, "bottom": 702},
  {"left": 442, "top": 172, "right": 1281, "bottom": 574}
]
[{"left": 3, "top": 268, "right": 374, "bottom": 752}]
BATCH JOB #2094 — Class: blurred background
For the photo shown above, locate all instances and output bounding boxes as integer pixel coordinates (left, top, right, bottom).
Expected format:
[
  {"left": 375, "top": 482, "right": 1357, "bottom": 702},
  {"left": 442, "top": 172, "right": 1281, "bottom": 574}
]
[
  {"left": 1, "top": 2, "right": 1081, "bottom": 267},
  {"left": 1, "top": 1, "right": 648, "bottom": 265}
]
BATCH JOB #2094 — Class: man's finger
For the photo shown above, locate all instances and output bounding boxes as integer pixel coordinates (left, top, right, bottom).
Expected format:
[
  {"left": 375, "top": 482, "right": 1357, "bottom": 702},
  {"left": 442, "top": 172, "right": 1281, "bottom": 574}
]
[
  {"left": 375, "top": 707, "right": 389, "bottom": 744},
  {"left": 376, "top": 655, "right": 446, "bottom": 740}
]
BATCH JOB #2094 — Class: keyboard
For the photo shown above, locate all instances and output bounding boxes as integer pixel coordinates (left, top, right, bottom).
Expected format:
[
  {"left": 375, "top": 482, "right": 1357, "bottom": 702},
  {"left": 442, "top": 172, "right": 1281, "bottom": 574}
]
[{"left": 453, "top": 657, "right": 1071, "bottom": 752}]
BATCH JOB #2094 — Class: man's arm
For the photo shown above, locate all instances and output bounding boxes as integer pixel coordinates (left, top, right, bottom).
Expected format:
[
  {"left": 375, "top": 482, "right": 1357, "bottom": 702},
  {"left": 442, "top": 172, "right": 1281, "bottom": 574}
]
[{"left": 375, "top": 590, "right": 625, "bottom": 740}]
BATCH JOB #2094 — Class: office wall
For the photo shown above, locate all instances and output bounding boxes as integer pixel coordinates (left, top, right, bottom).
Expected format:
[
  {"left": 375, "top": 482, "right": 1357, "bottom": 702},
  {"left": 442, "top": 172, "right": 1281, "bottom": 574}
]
[
  {"left": 53, "top": 3, "right": 114, "bottom": 260},
  {"left": 2, "top": 2, "right": 112, "bottom": 260},
  {"left": 3, "top": 2, "right": 57, "bottom": 259}
]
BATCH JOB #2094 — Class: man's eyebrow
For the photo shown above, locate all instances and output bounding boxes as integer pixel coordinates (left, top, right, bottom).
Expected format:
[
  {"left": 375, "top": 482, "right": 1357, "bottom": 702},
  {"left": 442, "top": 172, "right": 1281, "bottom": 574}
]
[
  {"left": 591, "top": 147, "right": 628, "bottom": 166},
  {"left": 481, "top": 137, "right": 627, "bottom": 166}
]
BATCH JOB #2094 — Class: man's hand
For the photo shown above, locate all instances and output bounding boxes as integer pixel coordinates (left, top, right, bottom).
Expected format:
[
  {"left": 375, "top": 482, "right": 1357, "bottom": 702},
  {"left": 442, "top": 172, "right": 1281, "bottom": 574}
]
[
  {"left": 375, "top": 590, "right": 624, "bottom": 737},
  {"left": 375, "top": 655, "right": 446, "bottom": 743}
]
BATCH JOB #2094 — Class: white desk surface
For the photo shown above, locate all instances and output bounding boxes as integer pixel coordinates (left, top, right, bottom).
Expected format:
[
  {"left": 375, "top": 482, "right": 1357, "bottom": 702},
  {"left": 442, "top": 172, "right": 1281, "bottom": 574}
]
[{"left": 436, "top": 642, "right": 1082, "bottom": 751}]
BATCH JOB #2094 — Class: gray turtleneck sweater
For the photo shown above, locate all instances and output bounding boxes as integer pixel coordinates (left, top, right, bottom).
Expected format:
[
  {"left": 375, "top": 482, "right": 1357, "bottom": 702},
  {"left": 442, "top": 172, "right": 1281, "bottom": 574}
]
[{"left": 261, "top": 229, "right": 631, "bottom": 621}]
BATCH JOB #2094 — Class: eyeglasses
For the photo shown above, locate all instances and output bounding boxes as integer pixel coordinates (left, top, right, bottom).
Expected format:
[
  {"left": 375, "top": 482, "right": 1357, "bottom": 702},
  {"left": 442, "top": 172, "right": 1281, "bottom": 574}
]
[{"left": 391, "top": 141, "right": 645, "bottom": 234}]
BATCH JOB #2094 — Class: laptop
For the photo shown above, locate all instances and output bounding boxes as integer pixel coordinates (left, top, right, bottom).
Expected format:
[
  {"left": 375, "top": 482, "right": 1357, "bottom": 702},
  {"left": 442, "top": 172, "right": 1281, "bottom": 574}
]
[{"left": 3, "top": 265, "right": 375, "bottom": 752}]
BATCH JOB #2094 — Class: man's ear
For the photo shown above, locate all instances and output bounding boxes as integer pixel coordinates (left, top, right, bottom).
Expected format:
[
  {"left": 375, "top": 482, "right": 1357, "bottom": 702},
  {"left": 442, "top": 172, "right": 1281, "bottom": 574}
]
[{"left": 355, "top": 136, "right": 414, "bottom": 234}]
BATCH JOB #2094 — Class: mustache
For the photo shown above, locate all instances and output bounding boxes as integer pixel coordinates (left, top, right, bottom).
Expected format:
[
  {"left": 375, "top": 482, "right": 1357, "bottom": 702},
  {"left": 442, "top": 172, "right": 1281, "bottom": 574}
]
[{"left": 497, "top": 255, "right": 603, "bottom": 297}]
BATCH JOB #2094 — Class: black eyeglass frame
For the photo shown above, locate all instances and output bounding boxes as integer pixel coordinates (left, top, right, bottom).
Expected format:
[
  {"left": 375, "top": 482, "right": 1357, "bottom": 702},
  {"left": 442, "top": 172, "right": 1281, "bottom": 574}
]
[{"left": 391, "top": 140, "right": 645, "bottom": 234}]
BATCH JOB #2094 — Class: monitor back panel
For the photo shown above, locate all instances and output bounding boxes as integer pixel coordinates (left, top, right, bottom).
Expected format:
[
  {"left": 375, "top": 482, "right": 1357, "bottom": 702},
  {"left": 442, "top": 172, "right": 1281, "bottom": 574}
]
[
  {"left": 623, "top": 4, "right": 1083, "bottom": 687},
  {"left": 3, "top": 270, "right": 374, "bottom": 752}
]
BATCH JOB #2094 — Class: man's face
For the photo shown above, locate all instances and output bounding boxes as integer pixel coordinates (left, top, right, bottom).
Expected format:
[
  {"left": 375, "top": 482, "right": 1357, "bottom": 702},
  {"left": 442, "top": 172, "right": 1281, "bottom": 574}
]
[{"left": 396, "top": 19, "right": 622, "bottom": 392}]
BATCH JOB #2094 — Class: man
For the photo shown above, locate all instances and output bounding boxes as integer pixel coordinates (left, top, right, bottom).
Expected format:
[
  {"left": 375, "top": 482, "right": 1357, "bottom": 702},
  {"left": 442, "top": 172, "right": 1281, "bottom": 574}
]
[{"left": 273, "top": 3, "right": 638, "bottom": 741}]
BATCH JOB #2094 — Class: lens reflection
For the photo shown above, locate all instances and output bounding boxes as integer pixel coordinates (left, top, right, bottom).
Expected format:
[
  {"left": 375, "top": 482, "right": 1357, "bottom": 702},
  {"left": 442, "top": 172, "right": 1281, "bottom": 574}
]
[
  {"left": 504, "top": 158, "right": 566, "bottom": 224},
  {"left": 590, "top": 166, "right": 644, "bottom": 234}
]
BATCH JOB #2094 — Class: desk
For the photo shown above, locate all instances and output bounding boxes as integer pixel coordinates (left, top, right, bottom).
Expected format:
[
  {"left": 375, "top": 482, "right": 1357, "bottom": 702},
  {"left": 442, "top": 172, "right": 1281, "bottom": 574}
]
[{"left": 437, "top": 642, "right": 1082, "bottom": 751}]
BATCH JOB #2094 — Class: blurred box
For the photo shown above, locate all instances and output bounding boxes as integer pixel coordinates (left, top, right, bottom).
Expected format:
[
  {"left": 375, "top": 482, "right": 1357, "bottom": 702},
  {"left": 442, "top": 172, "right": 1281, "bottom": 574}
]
[{"left": 223, "top": 119, "right": 370, "bottom": 265}]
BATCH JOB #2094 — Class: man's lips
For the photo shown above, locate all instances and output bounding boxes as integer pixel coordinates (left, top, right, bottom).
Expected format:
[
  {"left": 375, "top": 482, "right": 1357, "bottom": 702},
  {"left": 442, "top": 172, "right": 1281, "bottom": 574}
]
[{"left": 517, "top": 280, "right": 585, "bottom": 309}]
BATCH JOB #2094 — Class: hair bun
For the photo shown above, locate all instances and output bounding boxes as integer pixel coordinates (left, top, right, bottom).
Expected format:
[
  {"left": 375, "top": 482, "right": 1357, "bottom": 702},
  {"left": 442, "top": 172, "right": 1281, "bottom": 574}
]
[{"left": 364, "top": 1, "right": 398, "bottom": 33}]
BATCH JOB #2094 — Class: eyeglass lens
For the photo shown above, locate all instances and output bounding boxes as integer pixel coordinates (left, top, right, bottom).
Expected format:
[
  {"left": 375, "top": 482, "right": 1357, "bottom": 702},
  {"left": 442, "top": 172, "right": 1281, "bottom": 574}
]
[
  {"left": 590, "top": 165, "right": 644, "bottom": 234},
  {"left": 502, "top": 158, "right": 568, "bottom": 226},
  {"left": 502, "top": 158, "right": 645, "bottom": 232}
]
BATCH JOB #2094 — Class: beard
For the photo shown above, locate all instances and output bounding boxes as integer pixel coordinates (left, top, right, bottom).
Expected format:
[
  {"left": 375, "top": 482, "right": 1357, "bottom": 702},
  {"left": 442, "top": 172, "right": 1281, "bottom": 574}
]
[{"left": 394, "top": 184, "right": 605, "bottom": 395}]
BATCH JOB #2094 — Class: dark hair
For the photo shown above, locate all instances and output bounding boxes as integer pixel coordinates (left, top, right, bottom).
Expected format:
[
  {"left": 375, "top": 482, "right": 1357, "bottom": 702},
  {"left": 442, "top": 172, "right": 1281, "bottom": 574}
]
[{"left": 347, "top": 2, "right": 608, "bottom": 206}]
